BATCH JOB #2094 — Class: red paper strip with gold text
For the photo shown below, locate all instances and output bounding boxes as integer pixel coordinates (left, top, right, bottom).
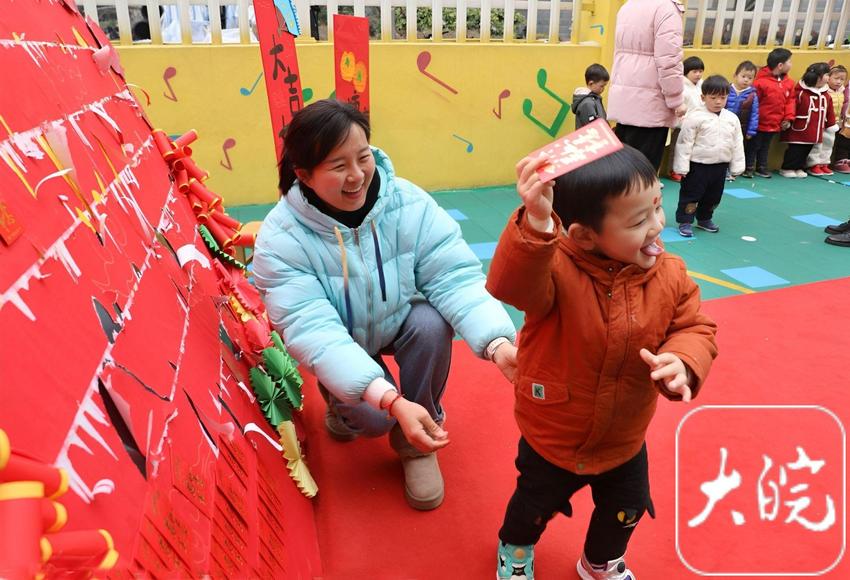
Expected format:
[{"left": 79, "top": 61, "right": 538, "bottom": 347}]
[
  {"left": 252, "top": 0, "right": 305, "bottom": 161},
  {"left": 333, "top": 15, "right": 370, "bottom": 115}
]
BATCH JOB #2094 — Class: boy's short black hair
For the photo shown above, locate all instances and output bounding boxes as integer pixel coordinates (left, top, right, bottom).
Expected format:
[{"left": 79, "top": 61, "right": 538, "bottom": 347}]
[
  {"left": 552, "top": 145, "right": 658, "bottom": 233},
  {"left": 802, "top": 62, "right": 831, "bottom": 87},
  {"left": 683, "top": 56, "right": 705, "bottom": 75},
  {"left": 702, "top": 74, "right": 731, "bottom": 95},
  {"left": 585, "top": 63, "right": 610, "bottom": 84},
  {"left": 734, "top": 60, "right": 757, "bottom": 75},
  {"left": 767, "top": 48, "right": 793, "bottom": 70}
]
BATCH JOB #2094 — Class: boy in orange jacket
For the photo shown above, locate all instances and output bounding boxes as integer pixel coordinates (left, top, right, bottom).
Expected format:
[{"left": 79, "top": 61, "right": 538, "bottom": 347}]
[{"left": 488, "top": 145, "right": 718, "bottom": 580}]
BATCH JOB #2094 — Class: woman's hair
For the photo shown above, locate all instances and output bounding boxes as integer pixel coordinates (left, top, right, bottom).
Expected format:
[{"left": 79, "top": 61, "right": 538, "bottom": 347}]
[
  {"left": 552, "top": 145, "right": 658, "bottom": 232},
  {"left": 735, "top": 60, "right": 757, "bottom": 76},
  {"left": 683, "top": 56, "right": 705, "bottom": 75},
  {"left": 278, "top": 99, "right": 371, "bottom": 194},
  {"left": 802, "top": 62, "right": 831, "bottom": 87},
  {"left": 702, "top": 75, "right": 731, "bottom": 96}
]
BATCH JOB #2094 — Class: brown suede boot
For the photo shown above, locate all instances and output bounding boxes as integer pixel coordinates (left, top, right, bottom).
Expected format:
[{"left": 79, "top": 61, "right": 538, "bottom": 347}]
[{"left": 389, "top": 423, "right": 444, "bottom": 510}]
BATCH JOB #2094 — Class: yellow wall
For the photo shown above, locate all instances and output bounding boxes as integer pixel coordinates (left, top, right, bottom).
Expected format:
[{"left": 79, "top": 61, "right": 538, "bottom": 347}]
[{"left": 116, "top": 43, "right": 843, "bottom": 206}]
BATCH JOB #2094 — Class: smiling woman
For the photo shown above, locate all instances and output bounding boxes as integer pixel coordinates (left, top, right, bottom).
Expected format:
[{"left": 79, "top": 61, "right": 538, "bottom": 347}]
[{"left": 252, "top": 99, "right": 517, "bottom": 511}]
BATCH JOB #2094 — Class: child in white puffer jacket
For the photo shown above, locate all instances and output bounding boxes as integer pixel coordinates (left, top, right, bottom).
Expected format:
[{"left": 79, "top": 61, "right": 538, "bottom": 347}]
[{"left": 673, "top": 75, "right": 745, "bottom": 237}]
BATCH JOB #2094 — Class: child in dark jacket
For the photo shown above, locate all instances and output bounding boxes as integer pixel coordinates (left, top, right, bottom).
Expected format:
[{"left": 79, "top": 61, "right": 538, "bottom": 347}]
[
  {"left": 726, "top": 61, "right": 760, "bottom": 177},
  {"left": 750, "top": 48, "right": 796, "bottom": 177},
  {"left": 572, "top": 64, "right": 609, "bottom": 130}
]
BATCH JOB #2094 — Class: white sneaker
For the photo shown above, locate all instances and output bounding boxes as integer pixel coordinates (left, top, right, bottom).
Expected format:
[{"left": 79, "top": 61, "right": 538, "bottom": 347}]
[
  {"left": 796, "top": 169, "right": 808, "bottom": 178},
  {"left": 779, "top": 169, "right": 798, "bottom": 178},
  {"left": 577, "top": 553, "right": 635, "bottom": 579}
]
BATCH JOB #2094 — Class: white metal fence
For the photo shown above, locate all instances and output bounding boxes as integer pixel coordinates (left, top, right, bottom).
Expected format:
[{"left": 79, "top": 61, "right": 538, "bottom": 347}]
[{"left": 76, "top": 0, "right": 850, "bottom": 48}]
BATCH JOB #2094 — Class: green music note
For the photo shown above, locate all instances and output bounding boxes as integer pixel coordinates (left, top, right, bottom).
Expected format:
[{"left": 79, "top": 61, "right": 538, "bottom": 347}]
[{"left": 522, "top": 68, "right": 571, "bottom": 138}]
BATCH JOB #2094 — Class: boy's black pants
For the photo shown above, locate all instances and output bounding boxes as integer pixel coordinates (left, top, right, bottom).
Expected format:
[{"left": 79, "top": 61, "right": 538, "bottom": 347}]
[
  {"left": 745, "top": 130, "right": 777, "bottom": 171},
  {"left": 781, "top": 143, "right": 815, "bottom": 170},
  {"left": 676, "top": 161, "right": 728, "bottom": 224},
  {"left": 499, "top": 438, "right": 654, "bottom": 564}
]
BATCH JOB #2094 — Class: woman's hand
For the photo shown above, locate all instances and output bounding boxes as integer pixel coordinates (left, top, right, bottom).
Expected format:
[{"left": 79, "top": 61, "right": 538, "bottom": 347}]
[
  {"left": 391, "top": 398, "right": 450, "bottom": 453},
  {"left": 516, "top": 156, "right": 554, "bottom": 230},
  {"left": 493, "top": 342, "right": 518, "bottom": 383}
]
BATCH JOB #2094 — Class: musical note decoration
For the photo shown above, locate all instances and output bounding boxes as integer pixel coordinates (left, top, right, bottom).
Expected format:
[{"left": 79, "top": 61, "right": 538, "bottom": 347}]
[
  {"left": 162, "top": 66, "right": 177, "bottom": 101},
  {"left": 522, "top": 68, "right": 570, "bottom": 138}
]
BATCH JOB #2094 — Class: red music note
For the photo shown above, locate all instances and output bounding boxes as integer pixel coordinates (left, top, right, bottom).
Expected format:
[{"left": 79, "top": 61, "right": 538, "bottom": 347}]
[
  {"left": 220, "top": 138, "right": 236, "bottom": 170},
  {"left": 493, "top": 89, "right": 511, "bottom": 119},
  {"left": 163, "top": 66, "right": 178, "bottom": 102},
  {"left": 416, "top": 51, "right": 458, "bottom": 95}
]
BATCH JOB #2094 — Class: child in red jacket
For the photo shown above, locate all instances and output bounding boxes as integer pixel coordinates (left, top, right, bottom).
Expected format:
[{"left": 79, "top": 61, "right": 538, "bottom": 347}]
[
  {"left": 749, "top": 48, "right": 796, "bottom": 177},
  {"left": 779, "top": 62, "right": 836, "bottom": 178}
]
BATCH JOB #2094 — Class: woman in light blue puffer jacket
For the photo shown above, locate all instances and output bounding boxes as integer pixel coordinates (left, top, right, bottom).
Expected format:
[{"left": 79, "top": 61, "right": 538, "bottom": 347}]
[{"left": 253, "top": 100, "right": 517, "bottom": 510}]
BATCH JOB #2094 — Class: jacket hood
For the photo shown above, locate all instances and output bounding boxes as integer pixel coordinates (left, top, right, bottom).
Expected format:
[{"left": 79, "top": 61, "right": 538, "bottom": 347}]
[
  {"left": 560, "top": 232, "right": 664, "bottom": 285},
  {"left": 756, "top": 66, "right": 787, "bottom": 81},
  {"left": 730, "top": 84, "right": 755, "bottom": 95},
  {"left": 572, "top": 89, "right": 601, "bottom": 105},
  {"left": 799, "top": 80, "right": 829, "bottom": 94},
  {"left": 284, "top": 146, "right": 394, "bottom": 237}
]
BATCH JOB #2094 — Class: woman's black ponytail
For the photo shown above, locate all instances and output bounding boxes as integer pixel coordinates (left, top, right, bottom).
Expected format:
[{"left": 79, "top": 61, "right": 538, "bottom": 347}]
[{"left": 277, "top": 99, "right": 371, "bottom": 196}]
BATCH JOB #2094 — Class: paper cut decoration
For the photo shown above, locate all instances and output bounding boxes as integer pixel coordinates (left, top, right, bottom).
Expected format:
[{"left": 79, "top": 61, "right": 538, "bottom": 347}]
[
  {"left": 278, "top": 421, "right": 318, "bottom": 498},
  {"left": 530, "top": 119, "right": 623, "bottom": 180},
  {"left": 0, "top": 430, "right": 119, "bottom": 577},
  {"left": 333, "top": 15, "right": 370, "bottom": 114},
  {"left": 273, "top": 0, "right": 302, "bottom": 36},
  {"left": 0, "top": 4, "right": 321, "bottom": 577}
]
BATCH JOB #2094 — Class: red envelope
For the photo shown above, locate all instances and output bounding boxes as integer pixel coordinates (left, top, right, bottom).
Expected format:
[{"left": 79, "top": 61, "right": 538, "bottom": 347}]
[
  {"left": 532, "top": 118, "right": 623, "bottom": 180},
  {"left": 0, "top": 195, "right": 23, "bottom": 245}
]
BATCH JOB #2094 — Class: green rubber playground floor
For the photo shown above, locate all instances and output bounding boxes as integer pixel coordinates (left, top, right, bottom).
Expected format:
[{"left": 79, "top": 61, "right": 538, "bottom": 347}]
[{"left": 228, "top": 173, "right": 850, "bottom": 330}]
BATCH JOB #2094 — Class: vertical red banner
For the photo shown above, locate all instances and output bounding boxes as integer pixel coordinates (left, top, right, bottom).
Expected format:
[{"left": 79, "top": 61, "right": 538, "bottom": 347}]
[
  {"left": 333, "top": 15, "right": 370, "bottom": 115},
  {"left": 252, "top": 0, "right": 305, "bottom": 162}
]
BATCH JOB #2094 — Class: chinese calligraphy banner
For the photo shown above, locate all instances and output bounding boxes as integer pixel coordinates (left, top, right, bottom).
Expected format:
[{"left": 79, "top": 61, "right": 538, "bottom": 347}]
[
  {"left": 531, "top": 118, "right": 622, "bottom": 180},
  {"left": 253, "top": 0, "right": 305, "bottom": 162},
  {"left": 333, "top": 15, "right": 370, "bottom": 115}
]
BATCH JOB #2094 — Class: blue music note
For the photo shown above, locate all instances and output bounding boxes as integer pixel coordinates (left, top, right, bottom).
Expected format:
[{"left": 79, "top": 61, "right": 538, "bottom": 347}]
[
  {"left": 452, "top": 134, "right": 474, "bottom": 153},
  {"left": 522, "top": 68, "right": 571, "bottom": 138},
  {"left": 240, "top": 72, "right": 263, "bottom": 96}
]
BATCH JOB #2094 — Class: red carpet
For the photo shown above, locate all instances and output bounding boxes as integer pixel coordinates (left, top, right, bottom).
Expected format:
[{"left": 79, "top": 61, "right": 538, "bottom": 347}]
[{"left": 304, "top": 278, "right": 850, "bottom": 579}]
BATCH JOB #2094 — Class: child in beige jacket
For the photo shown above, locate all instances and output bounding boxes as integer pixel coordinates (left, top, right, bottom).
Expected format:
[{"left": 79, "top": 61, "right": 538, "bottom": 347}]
[{"left": 673, "top": 75, "right": 745, "bottom": 237}]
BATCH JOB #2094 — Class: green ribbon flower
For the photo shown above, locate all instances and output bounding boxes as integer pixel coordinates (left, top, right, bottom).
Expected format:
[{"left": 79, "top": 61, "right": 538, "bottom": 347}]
[
  {"left": 249, "top": 331, "right": 304, "bottom": 428},
  {"left": 198, "top": 224, "right": 246, "bottom": 269}
]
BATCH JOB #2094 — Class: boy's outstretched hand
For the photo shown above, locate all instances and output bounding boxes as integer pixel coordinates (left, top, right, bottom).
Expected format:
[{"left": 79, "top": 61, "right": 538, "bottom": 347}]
[
  {"left": 516, "top": 156, "right": 555, "bottom": 231},
  {"left": 639, "top": 348, "right": 692, "bottom": 402}
]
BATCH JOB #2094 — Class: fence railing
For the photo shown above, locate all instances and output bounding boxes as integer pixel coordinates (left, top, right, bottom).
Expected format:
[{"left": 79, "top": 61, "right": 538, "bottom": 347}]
[{"left": 76, "top": 0, "right": 850, "bottom": 48}]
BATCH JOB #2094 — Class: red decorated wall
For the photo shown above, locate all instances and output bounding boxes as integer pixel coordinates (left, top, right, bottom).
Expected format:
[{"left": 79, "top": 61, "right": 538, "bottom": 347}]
[{"left": 0, "top": 2, "right": 320, "bottom": 577}]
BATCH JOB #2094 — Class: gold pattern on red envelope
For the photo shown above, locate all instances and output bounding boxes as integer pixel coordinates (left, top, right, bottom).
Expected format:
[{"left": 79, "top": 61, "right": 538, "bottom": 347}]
[
  {"left": 531, "top": 119, "right": 623, "bottom": 180},
  {"left": 0, "top": 196, "right": 23, "bottom": 245}
]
